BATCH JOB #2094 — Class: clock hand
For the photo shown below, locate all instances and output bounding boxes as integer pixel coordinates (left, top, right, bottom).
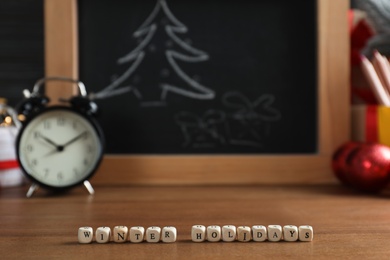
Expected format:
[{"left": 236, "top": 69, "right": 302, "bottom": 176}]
[
  {"left": 62, "top": 131, "right": 88, "bottom": 148},
  {"left": 37, "top": 133, "right": 62, "bottom": 151},
  {"left": 44, "top": 148, "right": 60, "bottom": 157},
  {"left": 43, "top": 131, "right": 87, "bottom": 156}
]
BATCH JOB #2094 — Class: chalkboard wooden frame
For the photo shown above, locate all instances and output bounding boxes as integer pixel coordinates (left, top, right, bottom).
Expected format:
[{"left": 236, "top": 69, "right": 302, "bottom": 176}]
[{"left": 44, "top": 0, "right": 349, "bottom": 185}]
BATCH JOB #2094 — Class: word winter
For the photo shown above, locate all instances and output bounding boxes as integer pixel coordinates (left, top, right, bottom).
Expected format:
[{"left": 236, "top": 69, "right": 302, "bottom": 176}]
[
  {"left": 191, "top": 225, "right": 313, "bottom": 242},
  {"left": 78, "top": 226, "right": 177, "bottom": 244}
]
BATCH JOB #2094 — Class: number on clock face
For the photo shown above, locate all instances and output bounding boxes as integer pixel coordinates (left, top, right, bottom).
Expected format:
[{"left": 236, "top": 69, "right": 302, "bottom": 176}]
[{"left": 18, "top": 109, "right": 102, "bottom": 188}]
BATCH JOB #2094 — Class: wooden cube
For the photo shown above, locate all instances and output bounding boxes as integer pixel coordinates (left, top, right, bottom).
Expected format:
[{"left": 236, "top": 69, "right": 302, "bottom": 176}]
[
  {"left": 222, "top": 225, "right": 236, "bottom": 242},
  {"left": 129, "top": 226, "right": 145, "bottom": 243},
  {"left": 237, "top": 226, "right": 251, "bottom": 242},
  {"left": 96, "top": 227, "right": 111, "bottom": 243},
  {"left": 113, "top": 226, "right": 128, "bottom": 243},
  {"left": 283, "top": 225, "right": 298, "bottom": 242},
  {"left": 78, "top": 226, "right": 93, "bottom": 244},
  {"left": 191, "top": 225, "right": 206, "bottom": 242},
  {"left": 252, "top": 225, "right": 267, "bottom": 242},
  {"left": 299, "top": 225, "right": 314, "bottom": 242},
  {"left": 162, "top": 226, "right": 177, "bottom": 243},
  {"left": 207, "top": 225, "right": 221, "bottom": 242},
  {"left": 146, "top": 226, "right": 161, "bottom": 243},
  {"left": 267, "top": 225, "right": 282, "bottom": 242}
]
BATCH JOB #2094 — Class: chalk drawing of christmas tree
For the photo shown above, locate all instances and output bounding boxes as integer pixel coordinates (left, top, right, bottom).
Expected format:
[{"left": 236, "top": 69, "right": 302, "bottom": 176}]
[{"left": 96, "top": 0, "right": 215, "bottom": 106}]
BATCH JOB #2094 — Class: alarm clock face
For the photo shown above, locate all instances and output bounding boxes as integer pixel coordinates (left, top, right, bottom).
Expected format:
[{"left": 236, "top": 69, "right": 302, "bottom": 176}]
[{"left": 17, "top": 107, "right": 103, "bottom": 189}]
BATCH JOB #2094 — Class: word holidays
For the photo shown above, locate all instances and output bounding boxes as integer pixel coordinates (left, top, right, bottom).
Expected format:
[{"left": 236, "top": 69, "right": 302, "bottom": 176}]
[{"left": 192, "top": 225, "right": 313, "bottom": 242}]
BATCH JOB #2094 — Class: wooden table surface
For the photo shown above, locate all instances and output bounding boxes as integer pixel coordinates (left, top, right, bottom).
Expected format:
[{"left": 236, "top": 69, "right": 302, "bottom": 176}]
[{"left": 1, "top": 184, "right": 390, "bottom": 259}]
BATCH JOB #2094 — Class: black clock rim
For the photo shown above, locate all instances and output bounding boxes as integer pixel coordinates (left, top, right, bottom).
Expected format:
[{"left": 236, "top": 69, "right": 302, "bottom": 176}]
[{"left": 15, "top": 106, "right": 105, "bottom": 191}]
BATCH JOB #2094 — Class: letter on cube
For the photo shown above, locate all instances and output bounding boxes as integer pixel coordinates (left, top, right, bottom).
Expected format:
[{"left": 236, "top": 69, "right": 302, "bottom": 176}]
[
  {"left": 222, "top": 225, "right": 236, "bottom": 242},
  {"left": 252, "top": 225, "right": 267, "bottom": 242},
  {"left": 162, "top": 226, "right": 177, "bottom": 243},
  {"left": 299, "top": 225, "right": 314, "bottom": 242},
  {"left": 237, "top": 226, "right": 251, "bottom": 242},
  {"left": 96, "top": 227, "right": 111, "bottom": 243},
  {"left": 283, "top": 225, "right": 298, "bottom": 242},
  {"left": 78, "top": 226, "right": 93, "bottom": 244},
  {"left": 113, "top": 226, "right": 128, "bottom": 243},
  {"left": 191, "top": 225, "right": 206, "bottom": 242},
  {"left": 146, "top": 226, "right": 161, "bottom": 243},
  {"left": 268, "top": 225, "right": 282, "bottom": 242},
  {"left": 129, "top": 226, "right": 145, "bottom": 243},
  {"left": 207, "top": 225, "right": 221, "bottom": 242}
]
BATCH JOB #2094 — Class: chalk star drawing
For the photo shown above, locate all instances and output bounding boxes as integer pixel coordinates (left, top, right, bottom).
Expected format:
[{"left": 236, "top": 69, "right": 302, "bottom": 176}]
[{"left": 95, "top": 0, "right": 215, "bottom": 106}]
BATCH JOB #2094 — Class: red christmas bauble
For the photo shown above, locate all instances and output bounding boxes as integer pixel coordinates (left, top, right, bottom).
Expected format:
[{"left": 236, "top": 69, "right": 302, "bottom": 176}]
[
  {"left": 345, "top": 143, "right": 390, "bottom": 192},
  {"left": 332, "top": 142, "right": 362, "bottom": 186}
]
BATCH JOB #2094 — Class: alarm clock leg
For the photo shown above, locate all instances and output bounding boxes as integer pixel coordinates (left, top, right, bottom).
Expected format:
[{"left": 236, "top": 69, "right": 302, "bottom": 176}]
[
  {"left": 26, "top": 183, "right": 39, "bottom": 198},
  {"left": 83, "top": 180, "right": 95, "bottom": 195}
]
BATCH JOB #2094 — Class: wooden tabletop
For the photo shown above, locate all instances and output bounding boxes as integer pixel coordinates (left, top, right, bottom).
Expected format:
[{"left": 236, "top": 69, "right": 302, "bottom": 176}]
[{"left": 1, "top": 184, "right": 390, "bottom": 259}]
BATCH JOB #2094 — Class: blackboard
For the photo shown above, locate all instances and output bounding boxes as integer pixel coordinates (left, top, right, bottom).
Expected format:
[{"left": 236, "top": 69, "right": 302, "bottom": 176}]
[
  {"left": 0, "top": 0, "right": 44, "bottom": 107},
  {"left": 78, "top": 0, "right": 317, "bottom": 154}
]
